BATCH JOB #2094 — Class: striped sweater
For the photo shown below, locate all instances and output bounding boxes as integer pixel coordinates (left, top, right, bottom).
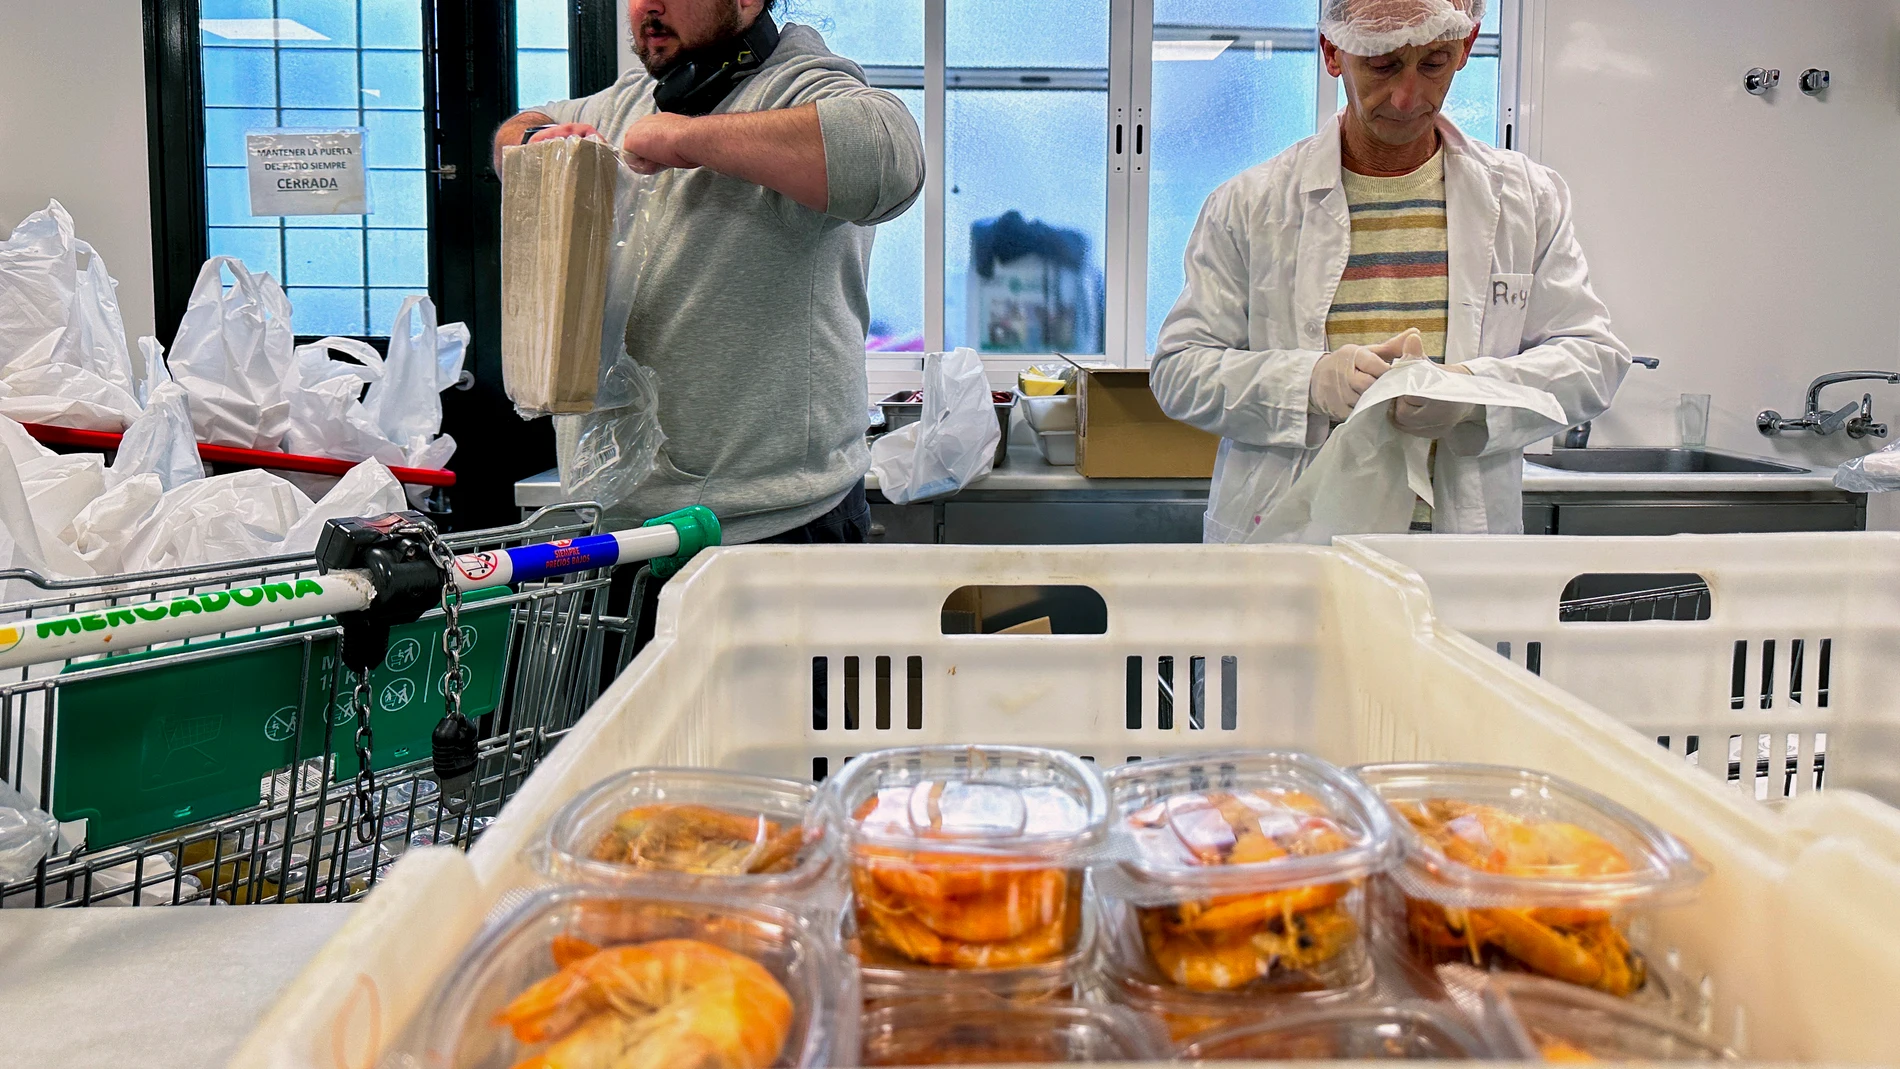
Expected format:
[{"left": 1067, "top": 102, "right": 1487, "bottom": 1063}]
[{"left": 1326, "top": 151, "right": 1450, "bottom": 361}]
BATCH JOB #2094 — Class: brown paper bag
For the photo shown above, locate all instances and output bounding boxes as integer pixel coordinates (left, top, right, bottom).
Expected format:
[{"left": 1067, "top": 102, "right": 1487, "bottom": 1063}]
[{"left": 500, "top": 138, "right": 619, "bottom": 415}]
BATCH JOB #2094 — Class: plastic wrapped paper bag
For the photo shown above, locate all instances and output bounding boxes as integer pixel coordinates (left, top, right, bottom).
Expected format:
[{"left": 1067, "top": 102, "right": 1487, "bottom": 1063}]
[
  {"left": 0, "top": 201, "right": 145, "bottom": 430},
  {"left": 1243, "top": 361, "right": 1567, "bottom": 544},
  {"left": 869, "top": 347, "right": 1001, "bottom": 505},
  {"left": 167, "top": 256, "right": 295, "bottom": 450},
  {"left": 0, "top": 780, "right": 58, "bottom": 883},
  {"left": 557, "top": 169, "right": 665, "bottom": 511},
  {"left": 501, "top": 137, "right": 620, "bottom": 416},
  {"left": 1834, "top": 442, "right": 1900, "bottom": 492}
]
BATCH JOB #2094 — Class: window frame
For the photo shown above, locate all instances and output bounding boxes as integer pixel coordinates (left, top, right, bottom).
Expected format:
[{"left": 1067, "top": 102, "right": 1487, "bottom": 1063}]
[{"left": 855, "top": 0, "right": 1520, "bottom": 376}]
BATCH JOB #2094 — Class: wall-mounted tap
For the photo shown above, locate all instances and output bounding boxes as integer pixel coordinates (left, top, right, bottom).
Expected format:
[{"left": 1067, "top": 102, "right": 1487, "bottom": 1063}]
[
  {"left": 1560, "top": 355, "right": 1661, "bottom": 449},
  {"left": 1758, "top": 370, "right": 1900, "bottom": 439}
]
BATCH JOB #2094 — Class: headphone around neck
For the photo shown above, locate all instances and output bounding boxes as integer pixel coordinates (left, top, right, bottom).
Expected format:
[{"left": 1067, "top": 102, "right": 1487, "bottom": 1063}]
[{"left": 652, "top": 14, "right": 782, "bottom": 116}]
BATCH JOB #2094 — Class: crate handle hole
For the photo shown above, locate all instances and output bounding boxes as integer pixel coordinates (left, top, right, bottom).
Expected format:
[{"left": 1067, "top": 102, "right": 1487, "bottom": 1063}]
[
  {"left": 940, "top": 586, "right": 1107, "bottom": 635},
  {"left": 1558, "top": 573, "right": 1711, "bottom": 623}
]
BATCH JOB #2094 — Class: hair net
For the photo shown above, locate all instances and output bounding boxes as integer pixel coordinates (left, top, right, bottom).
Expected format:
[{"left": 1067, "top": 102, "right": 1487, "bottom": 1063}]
[{"left": 1320, "top": 0, "right": 1485, "bottom": 57}]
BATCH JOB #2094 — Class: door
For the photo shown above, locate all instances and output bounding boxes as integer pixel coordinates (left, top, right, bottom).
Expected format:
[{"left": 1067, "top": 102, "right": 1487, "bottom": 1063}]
[{"left": 148, "top": 0, "right": 616, "bottom": 530}]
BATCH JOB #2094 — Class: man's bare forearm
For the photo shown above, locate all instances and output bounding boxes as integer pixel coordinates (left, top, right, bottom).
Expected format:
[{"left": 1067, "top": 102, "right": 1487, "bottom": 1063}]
[
  {"left": 493, "top": 110, "right": 556, "bottom": 172},
  {"left": 675, "top": 105, "right": 828, "bottom": 213}
]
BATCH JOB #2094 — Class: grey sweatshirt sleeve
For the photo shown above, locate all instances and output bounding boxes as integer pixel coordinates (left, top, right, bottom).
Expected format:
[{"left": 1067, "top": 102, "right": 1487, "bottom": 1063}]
[{"left": 789, "top": 75, "right": 925, "bottom": 226}]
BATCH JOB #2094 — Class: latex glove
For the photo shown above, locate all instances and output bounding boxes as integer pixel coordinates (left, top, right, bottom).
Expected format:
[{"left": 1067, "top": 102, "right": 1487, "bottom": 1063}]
[
  {"left": 1309, "top": 331, "right": 1416, "bottom": 423},
  {"left": 1392, "top": 364, "right": 1479, "bottom": 439}
]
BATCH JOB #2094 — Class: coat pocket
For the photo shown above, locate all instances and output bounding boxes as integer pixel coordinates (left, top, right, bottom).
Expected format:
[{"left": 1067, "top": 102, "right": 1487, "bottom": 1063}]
[{"left": 1478, "top": 272, "right": 1535, "bottom": 359}]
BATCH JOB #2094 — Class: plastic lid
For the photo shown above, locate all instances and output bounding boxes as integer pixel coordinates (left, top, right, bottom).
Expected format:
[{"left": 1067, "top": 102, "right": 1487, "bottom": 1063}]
[
  {"left": 1352, "top": 763, "right": 1707, "bottom": 908},
  {"left": 1101, "top": 751, "right": 1396, "bottom": 902},
  {"left": 542, "top": 768, "right": 828, "bottom": 894},
  {"left": 1485, "top": 973, "right": 1738, "bottom": 1060},
  {"left": 1176, "top": 1003, "right": 1498, "bottom": 1060},
  {"left": 826, "top": 746, "right": 1108, "bottom": 863},
  {"left": 861, "top": 997, "right": 1167, "bottom": 1065},
  {"left": 417, "top": 888, "right": 854, "bottom": 1069}
]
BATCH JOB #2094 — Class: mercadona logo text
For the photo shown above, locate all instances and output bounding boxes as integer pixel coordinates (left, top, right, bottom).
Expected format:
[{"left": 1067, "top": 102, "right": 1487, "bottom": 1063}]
[{"left": 26, "top": 579, "right": 329, "bottom": 641}]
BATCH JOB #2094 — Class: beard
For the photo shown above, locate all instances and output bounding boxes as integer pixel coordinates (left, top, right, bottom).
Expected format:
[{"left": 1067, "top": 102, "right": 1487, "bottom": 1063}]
[{"left": 630, "top": 5, "right": 745, "bottom": 76}]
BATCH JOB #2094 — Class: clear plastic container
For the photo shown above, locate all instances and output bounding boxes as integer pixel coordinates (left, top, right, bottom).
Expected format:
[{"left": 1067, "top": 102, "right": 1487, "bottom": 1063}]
[
  {"left": 1483, "top": 973, "right": 1738, "bottom": 1061},
  {"left": 1352, "top": 762, "right": 1706, "bottom": 1001},
  {"left": 542, "top": 768, "right": 830, "bottom": 899},
  {"left": 1174, "top": 1002, "right": 1498, "bottom": 1060},
  {"left": 414, "top": 887, "right": 855, "bottom": 1069},
  {"left": 860, "top": 996, "right": 1167, "bottom": 1065},
  {"left": 823, "top": 745, "right": 1108, "bottom": 982},
  {"left": 1095, "top": 891, "right": 1368, "bottom": 1044},
  {"left": 1098, "top": 751, "right": 1397, "bottom": 995}
]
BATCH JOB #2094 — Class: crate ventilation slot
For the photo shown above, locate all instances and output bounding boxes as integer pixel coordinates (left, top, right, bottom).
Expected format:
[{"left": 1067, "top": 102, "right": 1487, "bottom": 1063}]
[
  {"left": 1125, "top": 655, "right": 1238, "bottom": 732},
  {"left": 1728, "top": 637, "right": 1831, "bottom": 711},
  {"left": 1654, "top": 731, "right": 1828, "bottom": 798},
  {"left": 811, "top": 655, "right": 924, "bottom": 733}
]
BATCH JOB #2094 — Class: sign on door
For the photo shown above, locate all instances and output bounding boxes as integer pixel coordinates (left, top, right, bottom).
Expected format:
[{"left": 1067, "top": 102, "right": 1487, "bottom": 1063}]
[{"left": 245, "top": 128, "right": 369, "bottom": 217}]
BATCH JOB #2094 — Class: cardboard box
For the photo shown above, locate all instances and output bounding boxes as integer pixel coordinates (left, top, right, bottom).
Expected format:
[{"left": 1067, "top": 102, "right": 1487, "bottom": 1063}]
[{"left": 1075, "top": 368, "right": 1221, "bottom": 478}]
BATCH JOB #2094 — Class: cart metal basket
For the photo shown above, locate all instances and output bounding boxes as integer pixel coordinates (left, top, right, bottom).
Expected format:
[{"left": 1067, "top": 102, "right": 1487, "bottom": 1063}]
[{"left": 0, "top": 504, "right": 631, "bottom": 908}]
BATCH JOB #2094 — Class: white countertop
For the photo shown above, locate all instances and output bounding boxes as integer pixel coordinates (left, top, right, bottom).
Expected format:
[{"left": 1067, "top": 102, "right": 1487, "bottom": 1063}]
[
  {"left": 515, "top": 448, "right": 1844, "bottom": 508},
  {"left": 0, "top": 903, "right": 353, "bottom": 1069}
]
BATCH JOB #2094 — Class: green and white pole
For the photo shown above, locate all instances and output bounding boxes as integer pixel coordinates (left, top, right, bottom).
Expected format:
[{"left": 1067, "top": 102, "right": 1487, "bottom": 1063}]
[{"left": 0, "top": 506, "right": 720, "bottom": 671}]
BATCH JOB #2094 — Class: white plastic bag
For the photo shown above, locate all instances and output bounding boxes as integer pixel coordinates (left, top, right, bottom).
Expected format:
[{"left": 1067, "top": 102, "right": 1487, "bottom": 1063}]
[
  {"left": 0, "top": 201, "right": 144, "bottom": 430},
  {"left": 869, "top": 347, "right": 1000, "bottom": 505},
  {"left": 70, "top": 474, "right": 163, "bottom": 575},
  {"left": 110, "top": 380, "right": 206, "bottom": 491},
  {"left": 361, "top": 296, "right": 452, "bottom": 464},
  {"left": 0, "top": 780, "right": 59, "bottom": 883},
  {"left": 1244, "top": 361, "right": 1567, "bottom": 543},
  {"left": 557, "top": 170, "right": 665, "bottom": 510},
  {"left": 119, "top": 468, "right": 312, "bottom": 573},
  {"left": 285, "top": 336, "right": 406, "bottom": 466},
  {"left": 1834, "top": 442, "right": 1900, "bottom": 492},
  {"left": 167, "top": 256, "right": 296, "bottom": 450},
  {"left": 280, "top": 460, "right": 405, "bottom": 554}
]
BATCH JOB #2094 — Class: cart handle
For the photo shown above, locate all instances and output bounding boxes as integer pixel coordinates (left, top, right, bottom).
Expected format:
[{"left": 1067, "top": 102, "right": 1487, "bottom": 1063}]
[{"left": 0, "top": 506, "right": 721, "bottom": 671}]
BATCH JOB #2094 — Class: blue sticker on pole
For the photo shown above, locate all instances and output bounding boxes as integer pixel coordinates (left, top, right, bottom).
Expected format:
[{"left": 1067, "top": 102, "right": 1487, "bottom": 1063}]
[{"left": 504, "top": 533, "right": 622, "bottom": 583}]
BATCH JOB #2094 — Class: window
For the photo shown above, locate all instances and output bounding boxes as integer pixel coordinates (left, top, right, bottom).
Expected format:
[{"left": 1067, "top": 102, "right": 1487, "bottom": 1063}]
[
  {"left": 200, "top": 0, "right": 431, "bottom": 337},
  {"left": 792, "top": 0, "right": 1508, "bottom": 365},
  {"left": 514, "top": 0, "right": 572, "bottom": 111}
]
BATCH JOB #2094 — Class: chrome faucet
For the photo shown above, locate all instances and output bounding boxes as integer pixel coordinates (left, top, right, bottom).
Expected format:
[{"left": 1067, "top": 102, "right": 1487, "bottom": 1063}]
[
  {"left": 1560, "top": 355, "right": 1661, "bottom": 449},
  {"left": 1758, "top": 370, "right": 1900, "bottom": 439}
]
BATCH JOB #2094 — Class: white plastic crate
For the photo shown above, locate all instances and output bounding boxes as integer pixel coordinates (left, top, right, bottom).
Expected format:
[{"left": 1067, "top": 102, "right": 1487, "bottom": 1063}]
[
  {"left": 1339, "top": 534, "right": 1900, "bottom": 811},
  {"left": 235, "top": 544, "right": 1898, "bottom": 1067}
]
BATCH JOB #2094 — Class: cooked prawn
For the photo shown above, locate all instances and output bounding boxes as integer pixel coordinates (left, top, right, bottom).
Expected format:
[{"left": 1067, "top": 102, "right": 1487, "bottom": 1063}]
[
  {"left": 591, "top": 804, "right": 804, "bottom": 876},
  {"left": 1159, "top": 881, "right": 1350, "bottom": 933},
  {"left": 492, "top": 938, "right": 792, "bottom": 1069},
  {"left": 857, "top": 872, "right": 1072, "bottom": 968}
]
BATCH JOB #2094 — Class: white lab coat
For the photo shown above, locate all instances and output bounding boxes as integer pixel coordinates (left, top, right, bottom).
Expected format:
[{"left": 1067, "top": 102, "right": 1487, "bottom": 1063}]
[{"left": 1151, "top": 116, "right": 1631, "bottom": 541}]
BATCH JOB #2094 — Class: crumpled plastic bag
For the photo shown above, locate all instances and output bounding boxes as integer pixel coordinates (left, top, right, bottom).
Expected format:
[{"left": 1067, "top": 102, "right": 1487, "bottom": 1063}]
[
  {"left": 116, "top": 461, "right": 404, "bottom": 573},
  {"left": 285, "top": 299, "right": 461, "bottom": 478},
  {"left": 1242, "top": 360, "right": 1568, "bottom": 544},
  {"left": 111, "top": 380, "right": 206, "bottom": 492},
  {"left": 869, "top": 347, "right": 1001, "bottom": 505},
  {"left": 557, "top": 169, "right": 665, "bottom": 510},
  {"left": 0, "top": 201, "right": 148, "bottom": 430},
  {"left": 166, "top": 256, "right": 296, "bottom": 450},
  {"left": 280, "top": 460, "right": 405, "bottom": 555},
  {"left": 0, "top": 780, "right": 59, "bottom": 883},
  {"left": 1834, "top": 441, "right": 1900, "bottom": 492}
]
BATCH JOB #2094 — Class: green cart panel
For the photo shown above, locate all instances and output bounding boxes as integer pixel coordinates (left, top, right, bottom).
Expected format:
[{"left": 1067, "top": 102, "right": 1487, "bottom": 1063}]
[{"left": 52, "top": 589, "right": 514, "bottom": 848}]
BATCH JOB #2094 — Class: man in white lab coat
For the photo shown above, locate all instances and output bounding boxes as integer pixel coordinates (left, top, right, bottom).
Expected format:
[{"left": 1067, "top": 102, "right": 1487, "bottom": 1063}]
[{"left": 1151, "top": 0, "right": 1630, "bottom": 540}]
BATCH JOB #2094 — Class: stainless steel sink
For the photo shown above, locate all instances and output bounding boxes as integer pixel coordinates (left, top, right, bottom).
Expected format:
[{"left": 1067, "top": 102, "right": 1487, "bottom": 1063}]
[{"left": 1526, "top": 448, "right": 1811, "bottom": 475}]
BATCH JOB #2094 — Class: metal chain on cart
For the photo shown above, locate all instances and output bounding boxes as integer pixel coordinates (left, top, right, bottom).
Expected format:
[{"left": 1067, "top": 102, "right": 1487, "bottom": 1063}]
[
  {"left": 350, "top": 670, "right": 378, "bottom": 845},
  {"left": 420, "top": 526, "right": 469, "bottom": 727}
]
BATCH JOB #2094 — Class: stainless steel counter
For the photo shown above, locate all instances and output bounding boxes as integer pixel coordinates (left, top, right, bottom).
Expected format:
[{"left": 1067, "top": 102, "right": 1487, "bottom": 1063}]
[
  {"left": 514, "top": 448, "right": 1843, "bottom": 508},
  {"left": 0, "top": 903, "right": 354, "bottom": 1069}
]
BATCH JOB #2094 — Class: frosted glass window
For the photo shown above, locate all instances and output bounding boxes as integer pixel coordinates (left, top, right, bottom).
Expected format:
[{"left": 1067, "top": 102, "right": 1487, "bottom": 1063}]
[
  {"left": 866, "top": 90, "right": 926, "bottom": 352},
  {"left": 949, "top": 1, "right": 1108, "bottom": 68},
  {"left": 516, "top": 0, "right": 571, "bottom": 110},
  {"left": 1148, "top": 43, "right": 1318, "bottom": 353},
  {"left": 946, "top": 91, "right": 1108, "bottom": 354},
  {"left": 201, "top": 0, "right": 430, "bottom": 338},
  {"left": 793, "top": 0, "right": 923, "bottom": 66},
  {"left": 1443, "top": 55, "right": 1501, "bottom": 144}
]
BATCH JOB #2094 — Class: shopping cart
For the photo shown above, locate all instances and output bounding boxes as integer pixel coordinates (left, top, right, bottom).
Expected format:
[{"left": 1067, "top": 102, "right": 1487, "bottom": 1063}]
[{"left": 0, "top": 503, "right": 712, "bottom": 909}]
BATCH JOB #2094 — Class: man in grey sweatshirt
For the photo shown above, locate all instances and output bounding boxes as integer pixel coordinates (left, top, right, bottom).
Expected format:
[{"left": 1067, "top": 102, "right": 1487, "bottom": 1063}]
[{"left": 495, "top": 0, "right": 924, "bottom": 544}]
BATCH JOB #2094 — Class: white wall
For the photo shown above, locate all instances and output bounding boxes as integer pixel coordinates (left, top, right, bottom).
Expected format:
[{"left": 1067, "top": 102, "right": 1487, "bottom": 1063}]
[
  {"left": 1524, "top": 0, "right": 1900, "bottom": 475},
  {"left": 0, "top": 0, "right": 157, "bottom": 341}
]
